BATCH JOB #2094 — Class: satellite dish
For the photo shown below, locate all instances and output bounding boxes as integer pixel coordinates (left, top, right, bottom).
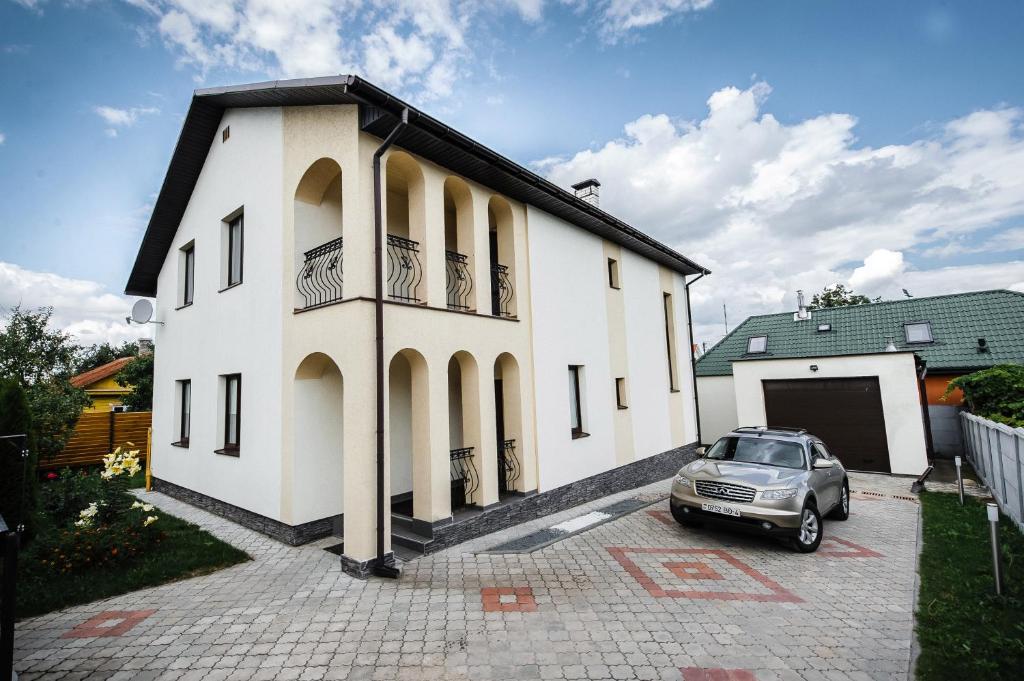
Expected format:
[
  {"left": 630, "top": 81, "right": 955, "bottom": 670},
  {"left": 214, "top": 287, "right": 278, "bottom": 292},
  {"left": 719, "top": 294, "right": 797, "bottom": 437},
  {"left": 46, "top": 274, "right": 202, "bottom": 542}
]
[{"left": 130, "top": 299, "right": 154, "bottom": 324}]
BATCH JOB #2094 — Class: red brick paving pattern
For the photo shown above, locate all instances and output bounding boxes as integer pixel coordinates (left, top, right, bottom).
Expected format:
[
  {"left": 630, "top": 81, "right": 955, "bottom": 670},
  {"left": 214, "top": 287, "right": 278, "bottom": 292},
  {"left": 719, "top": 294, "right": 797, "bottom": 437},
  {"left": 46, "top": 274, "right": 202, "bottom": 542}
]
[
  {"left": 681, "top": 667, "right": 756, "bottom": 681},
  {"left": 480, "top": 586, "right": 538, "bottom": 612},
  {"left": 607, "top": 546, "right": 803, "bottom": 602},
  {"left": 62, "top": 609, "right": 157, "bottom": 638}
]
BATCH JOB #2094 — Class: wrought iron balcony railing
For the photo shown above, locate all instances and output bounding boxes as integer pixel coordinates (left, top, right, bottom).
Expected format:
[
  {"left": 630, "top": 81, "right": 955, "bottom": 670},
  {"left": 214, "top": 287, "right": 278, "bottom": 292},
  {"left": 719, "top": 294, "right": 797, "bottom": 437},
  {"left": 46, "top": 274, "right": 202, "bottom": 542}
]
[
  {"left": 387, "top": 235, "right": 423, "bottom": 303},
  {"left": 450, "top": 447, "right": 478, "bottom": 511},
  {"left": 490, "top": 263, "right": 514, "bottom": 317},
  {"left": 498, "top": 438, "right": 520, "bottom": 496},
  {"left": 296, "top": 236, "right": 343, "bottom": 309},
  {"left": 445, "top": 250, "right": 473, "bottom": 311}
]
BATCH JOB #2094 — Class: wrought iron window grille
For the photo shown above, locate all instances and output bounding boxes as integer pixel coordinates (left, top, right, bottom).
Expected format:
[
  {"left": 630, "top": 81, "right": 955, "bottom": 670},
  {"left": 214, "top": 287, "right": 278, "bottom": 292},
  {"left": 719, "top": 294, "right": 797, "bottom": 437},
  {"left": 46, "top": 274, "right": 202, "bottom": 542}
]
[
  {"left": 449, "top": 447, "right": 479, "bottom": 511},
  {"left": 499, "top": 438, "right": 520, "bottom": 495},
  {"left": 387, "top": 234, "right": 423, "bottom": 303},
  {"left": 490, "top": 263, "right": 514, "bottom": 317},
  {"left": 445, "top": 250, "right": 473, "bottom": 311},
  {"left": 296, "top": 236, "right": 344, "bottom": 309}
]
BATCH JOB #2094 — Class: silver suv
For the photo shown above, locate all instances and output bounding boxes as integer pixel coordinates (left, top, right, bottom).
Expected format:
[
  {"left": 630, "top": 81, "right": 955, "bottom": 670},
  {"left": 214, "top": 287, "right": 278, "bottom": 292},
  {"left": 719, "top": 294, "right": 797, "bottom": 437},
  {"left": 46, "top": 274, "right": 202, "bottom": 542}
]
[{"left": 670, "top": 427, "right": 850, "bottom": 552}]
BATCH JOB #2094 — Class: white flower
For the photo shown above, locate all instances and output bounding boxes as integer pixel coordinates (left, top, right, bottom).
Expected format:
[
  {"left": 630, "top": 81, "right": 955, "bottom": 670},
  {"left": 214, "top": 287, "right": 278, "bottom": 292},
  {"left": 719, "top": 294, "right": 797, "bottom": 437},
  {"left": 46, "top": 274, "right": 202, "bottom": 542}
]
[{"left": 143, "top": 515, "right": 158, "bottom": 527}]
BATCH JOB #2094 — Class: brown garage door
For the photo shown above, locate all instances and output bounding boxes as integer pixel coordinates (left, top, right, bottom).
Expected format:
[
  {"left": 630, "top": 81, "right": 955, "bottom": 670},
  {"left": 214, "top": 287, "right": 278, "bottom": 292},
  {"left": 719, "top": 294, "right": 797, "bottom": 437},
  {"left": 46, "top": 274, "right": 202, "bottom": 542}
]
[{"left": 762, "top": 377, "right": 891, "bottom": 473}]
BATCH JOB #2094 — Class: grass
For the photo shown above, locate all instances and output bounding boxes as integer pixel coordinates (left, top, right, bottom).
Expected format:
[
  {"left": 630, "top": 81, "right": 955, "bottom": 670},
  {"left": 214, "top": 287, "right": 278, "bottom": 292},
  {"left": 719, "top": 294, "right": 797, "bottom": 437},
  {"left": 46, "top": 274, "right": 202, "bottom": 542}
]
[
  {"left": 16, "top": 510, "right": 250, "bottom": 619},
  {"left": 916, "top": 491, "right": 1024, "bottom": 680}
]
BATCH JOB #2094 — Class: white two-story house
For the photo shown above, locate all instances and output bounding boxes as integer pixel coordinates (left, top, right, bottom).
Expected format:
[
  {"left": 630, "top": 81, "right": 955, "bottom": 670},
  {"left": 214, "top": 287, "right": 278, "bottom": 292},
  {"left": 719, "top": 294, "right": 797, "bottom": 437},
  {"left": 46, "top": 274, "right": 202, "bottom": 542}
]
[{"left": 125, "top": 76, "right": 709, "bottom": 577}]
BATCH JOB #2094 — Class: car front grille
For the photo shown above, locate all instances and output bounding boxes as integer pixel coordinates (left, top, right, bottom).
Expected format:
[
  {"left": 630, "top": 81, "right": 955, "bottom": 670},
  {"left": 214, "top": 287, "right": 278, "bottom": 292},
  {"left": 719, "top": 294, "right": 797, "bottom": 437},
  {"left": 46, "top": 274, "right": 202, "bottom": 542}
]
[{"left": 695, "top": 480, "right": 756, "bottom": 504}]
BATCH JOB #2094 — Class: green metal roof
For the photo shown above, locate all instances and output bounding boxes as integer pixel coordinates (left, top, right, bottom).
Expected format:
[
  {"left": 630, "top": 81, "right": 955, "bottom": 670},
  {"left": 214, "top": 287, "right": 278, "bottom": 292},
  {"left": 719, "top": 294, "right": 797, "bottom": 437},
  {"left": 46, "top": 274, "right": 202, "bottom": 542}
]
[{"left": 696, "top": 289, "right": 1024, "bottom": 377}]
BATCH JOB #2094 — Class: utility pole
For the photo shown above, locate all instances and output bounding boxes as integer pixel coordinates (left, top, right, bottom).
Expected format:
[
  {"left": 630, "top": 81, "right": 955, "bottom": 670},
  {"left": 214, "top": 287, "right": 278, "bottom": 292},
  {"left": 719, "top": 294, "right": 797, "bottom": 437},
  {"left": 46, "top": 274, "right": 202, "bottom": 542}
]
[{"left": 723, "top": 303, "right": 729, "bottom": 335}]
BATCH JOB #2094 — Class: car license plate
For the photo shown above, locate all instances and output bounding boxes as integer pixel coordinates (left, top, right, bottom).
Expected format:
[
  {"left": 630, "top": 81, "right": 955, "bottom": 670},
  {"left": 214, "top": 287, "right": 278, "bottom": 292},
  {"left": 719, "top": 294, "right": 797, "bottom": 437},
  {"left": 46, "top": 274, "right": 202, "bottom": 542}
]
[{"left": 701, "top": 503, "right": 740, "bottom": 517}]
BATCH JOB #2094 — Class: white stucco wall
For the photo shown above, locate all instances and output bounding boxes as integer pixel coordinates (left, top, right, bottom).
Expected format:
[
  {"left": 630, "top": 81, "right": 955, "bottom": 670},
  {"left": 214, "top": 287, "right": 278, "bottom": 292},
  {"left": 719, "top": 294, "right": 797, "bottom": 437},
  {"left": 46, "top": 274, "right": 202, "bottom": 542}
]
[
  {"left": 151, "top": 107, "right": 285, "bottom": 520},
  {"left": 731, "top": 353, "right": 929, "bottom": 475},
  {"left": 527, "top": 206, "right": 698, "bottom": 490},
  {"left": 697, "top": 375, "right": 737, "bottom": 444}
]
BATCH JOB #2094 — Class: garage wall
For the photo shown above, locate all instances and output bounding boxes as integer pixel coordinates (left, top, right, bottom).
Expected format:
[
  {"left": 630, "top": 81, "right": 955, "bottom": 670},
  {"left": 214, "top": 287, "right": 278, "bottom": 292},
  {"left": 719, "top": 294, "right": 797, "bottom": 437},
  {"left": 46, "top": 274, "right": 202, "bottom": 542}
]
[
  {"left": 732, "top": 353, "right": 929, "bottom": 475},
  {"left": 696, "top": 375, "right": 737, "bottom": 444}
]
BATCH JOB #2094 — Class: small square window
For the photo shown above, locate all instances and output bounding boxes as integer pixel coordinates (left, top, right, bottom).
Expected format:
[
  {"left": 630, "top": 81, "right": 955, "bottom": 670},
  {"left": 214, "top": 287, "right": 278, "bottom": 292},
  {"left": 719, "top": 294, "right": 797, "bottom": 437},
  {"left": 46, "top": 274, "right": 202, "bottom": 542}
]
[
  {"left": 222, "top": 126, "right": 230, "bottom": 142},
  {"left": 607, "top": 258, "right": 620, "bottom": 289},
  {"left": 817, "top": 323, "right": 831, "bottom": 333},
  {"left": 746, "top": 335, "right": 768, "bottom": 354},
  {"left": 904, "top": 322, "right": 933, "bottom": 344},
  {"left": 615, "top": 377, "right": 628, "bottom": 409}
]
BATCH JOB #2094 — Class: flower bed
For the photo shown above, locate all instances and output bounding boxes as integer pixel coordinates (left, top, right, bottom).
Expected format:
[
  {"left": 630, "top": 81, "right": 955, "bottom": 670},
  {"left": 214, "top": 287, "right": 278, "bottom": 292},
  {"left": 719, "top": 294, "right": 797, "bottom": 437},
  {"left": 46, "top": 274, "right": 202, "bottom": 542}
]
[{"left": 17, "top": 446, "right": 249, "bottom": 618}]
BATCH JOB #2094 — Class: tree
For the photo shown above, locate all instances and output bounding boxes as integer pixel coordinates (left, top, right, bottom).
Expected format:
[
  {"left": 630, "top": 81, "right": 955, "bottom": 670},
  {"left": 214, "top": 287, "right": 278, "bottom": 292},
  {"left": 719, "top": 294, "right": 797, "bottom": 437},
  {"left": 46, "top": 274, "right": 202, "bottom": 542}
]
[
  {"left": 808, "top": 284, "right": 881, "bottom": 309},
  {"left": 76, "top": 340, "right": 139, "bottom": 374},
  {"left": 943, "top": 364, "right": 1024, "bottom": 428},
  {"left": 0, "top": 378, "right": 39, "bottom": 536},
  {"left": 0, "top": 306, "right": 90, "bottom": 461},
  {"left": 116, "top": 353, "right": 154, "bottom": 411}
]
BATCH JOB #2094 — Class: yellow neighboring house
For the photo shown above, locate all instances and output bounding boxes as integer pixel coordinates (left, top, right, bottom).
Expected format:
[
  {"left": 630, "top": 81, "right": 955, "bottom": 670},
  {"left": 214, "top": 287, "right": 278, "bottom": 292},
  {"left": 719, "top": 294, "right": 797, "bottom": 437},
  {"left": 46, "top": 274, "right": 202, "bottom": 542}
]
[{"left": 70, "top": 356, "right": 135, "bottom": 412}]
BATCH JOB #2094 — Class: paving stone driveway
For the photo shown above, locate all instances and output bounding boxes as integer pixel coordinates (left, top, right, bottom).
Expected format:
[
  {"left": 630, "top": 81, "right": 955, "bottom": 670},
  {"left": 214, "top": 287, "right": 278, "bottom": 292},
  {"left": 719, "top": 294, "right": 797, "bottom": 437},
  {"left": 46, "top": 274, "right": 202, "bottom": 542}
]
[{"left": 15, "top": 472, "right": 920, "bottom": 681}]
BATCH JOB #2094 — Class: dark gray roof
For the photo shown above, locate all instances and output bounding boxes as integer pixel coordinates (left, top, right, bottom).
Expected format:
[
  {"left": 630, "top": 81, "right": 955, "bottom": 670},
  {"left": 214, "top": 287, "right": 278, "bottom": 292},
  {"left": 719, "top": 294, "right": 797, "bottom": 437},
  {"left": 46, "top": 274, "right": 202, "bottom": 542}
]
[
  {"left": 696, "top": 289, "right": 1024, "bottom": 376},
  {"left": 125, "top": 75, "right": 708, "bottom": 296}
]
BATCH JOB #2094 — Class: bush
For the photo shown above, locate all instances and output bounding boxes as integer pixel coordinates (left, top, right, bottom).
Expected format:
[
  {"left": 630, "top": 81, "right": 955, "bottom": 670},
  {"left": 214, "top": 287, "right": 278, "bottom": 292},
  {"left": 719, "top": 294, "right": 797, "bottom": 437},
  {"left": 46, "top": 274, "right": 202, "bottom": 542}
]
[
  {"left": 944, "top": 364, "right": 1024, "bottom": 428},
  {"left": 39, "top": 468, "right": 103, "bottom": 528},
  {"left": 0, "top": 378, "right": 38, "bottom": 536},
  {"left": 31, "top": 514, "right": 164, "bottom": 574}
]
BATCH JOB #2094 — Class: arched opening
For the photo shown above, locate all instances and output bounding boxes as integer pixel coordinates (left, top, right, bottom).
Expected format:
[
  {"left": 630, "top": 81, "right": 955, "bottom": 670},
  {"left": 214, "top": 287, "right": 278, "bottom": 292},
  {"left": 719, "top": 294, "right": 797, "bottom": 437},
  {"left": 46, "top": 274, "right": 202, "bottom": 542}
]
[
  {"left": 494, "top": 353, "right": 525, "bottom": 497},
  {"left": 449, "top": 351, "right": 482, "bottom": 511},
  {"left": 385, "top": 152, "right": 426, "bottom": 303},
  {"left": 488, "top": 196, "right": 516, "bottom": 317},
  {"left": 389, "top": 348, "right": 429, "bottom": 519},
  {"left": 293, "top": 353, "right": 344, "bottom": 533},
  {"left": 443, "top": 177, "right": 474, "bottom": 311},
  {"left": 294, "top": 158, "right": 344, "bottom": 309}
]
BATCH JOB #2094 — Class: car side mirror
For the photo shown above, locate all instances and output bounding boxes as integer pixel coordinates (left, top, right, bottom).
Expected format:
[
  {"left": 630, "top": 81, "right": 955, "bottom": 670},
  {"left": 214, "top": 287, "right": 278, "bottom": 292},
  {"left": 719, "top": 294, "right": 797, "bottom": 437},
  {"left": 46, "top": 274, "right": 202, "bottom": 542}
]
[
  {"left": 696, "top": 446, "right": 706, "bottom": 457},
  {"left": 813, "top": 458, "right": 834, "bottom": 469}
]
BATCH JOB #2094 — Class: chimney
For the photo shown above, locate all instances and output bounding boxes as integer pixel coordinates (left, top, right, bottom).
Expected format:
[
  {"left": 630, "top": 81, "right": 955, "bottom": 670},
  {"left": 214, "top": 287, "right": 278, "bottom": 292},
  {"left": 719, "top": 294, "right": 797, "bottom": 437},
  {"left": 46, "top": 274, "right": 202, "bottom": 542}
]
[
  {"left": 138, "top": 339, "right": 154, "bottom": 356},
  {"left": 571, "top": 178, "right": 601, "bottom": 208},
  {"left": 793, "top": 290, "right": 811, "bottom": 321}
]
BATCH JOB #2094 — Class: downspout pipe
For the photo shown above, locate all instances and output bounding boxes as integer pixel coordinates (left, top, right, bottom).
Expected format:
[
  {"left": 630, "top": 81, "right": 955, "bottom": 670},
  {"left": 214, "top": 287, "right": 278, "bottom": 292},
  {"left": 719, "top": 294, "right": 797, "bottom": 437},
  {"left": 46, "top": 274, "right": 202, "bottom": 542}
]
[
  {"left": 684, "top": 272, "right": 707, "bottom": 447},
  {"left": 371, "top": 108, "right": 408, "bottom": 579}
]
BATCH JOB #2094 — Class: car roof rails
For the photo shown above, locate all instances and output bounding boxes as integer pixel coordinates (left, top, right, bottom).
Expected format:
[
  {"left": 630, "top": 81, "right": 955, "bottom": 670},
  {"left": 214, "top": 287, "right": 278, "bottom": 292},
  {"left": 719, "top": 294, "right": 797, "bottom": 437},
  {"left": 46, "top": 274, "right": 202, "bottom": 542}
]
[{"left": 733, "top": 426, "right": 807, "bottom": 437}]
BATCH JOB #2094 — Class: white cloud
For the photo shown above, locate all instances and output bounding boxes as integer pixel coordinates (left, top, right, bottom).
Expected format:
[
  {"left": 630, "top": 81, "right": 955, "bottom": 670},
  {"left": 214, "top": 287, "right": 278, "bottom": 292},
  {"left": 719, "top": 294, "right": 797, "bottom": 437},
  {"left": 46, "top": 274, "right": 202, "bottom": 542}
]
[
  {"left": 541, "top": 82, "right": 1024, "bottom": 346},
  {"left": 0, "top": 262, "right": 147, "bottom": 346},
  {"left": 0, "top": 132, "right": 5, "bottom": 145},
  {"left": 562, "top": 0, "right": 714, "bottom": 42},
  {"left": 93, "top": 104, "right": 160, "bottom": 137},
  {"left": 122, "top": 1, "right": 518, "bottom": 101}
]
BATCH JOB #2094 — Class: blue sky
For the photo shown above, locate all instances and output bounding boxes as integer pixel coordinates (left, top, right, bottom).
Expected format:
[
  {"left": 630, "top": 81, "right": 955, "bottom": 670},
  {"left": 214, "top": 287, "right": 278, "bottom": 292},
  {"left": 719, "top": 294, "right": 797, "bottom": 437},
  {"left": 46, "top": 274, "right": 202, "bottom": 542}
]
[{"left": 1, "top": 0, "right": 1023, "bottom": 346}]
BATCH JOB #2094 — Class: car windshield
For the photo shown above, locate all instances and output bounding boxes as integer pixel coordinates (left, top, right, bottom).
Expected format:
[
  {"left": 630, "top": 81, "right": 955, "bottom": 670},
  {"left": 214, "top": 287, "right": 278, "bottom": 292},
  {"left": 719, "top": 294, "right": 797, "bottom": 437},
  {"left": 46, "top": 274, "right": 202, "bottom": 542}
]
[{"left": 705, "top": 436, "right": 806, "bottom": 469}]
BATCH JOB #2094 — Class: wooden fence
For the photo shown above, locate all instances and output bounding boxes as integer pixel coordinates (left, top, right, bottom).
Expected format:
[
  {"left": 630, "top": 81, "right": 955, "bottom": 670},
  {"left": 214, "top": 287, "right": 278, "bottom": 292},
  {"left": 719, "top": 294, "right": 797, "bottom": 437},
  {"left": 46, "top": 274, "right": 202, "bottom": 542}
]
[{"left": 40, "top": 411, "right": 152, "bottom": 470}]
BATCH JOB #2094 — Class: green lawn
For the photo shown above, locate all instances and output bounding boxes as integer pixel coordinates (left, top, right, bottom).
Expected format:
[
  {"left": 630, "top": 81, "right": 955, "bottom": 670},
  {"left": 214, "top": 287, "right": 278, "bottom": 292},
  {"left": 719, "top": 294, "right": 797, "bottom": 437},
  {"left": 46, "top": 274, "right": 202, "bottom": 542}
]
[
  {"left": 916, "top": 491, "right": 1024, "bottom": 680},
  {"left": 16, "top": 510, "right": 250, "bottom": 619}
]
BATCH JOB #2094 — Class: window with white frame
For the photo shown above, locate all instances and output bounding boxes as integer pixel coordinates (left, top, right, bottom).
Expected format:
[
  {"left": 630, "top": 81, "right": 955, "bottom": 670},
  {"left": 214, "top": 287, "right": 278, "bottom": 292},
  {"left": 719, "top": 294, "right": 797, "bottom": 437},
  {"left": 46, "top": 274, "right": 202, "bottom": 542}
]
[
  {"left": 746, "top": 335, "right": 768, "bottom": 353},
  {"left": 218, "top": 374, "right": 241, "bottom": 455},
  {"left": 568, "top": 365, "right": 587, "bottom": 438},
  {"left": 904, "top": 322, "right": 933, "bottom": 344},
  {"left": 179, "top": 242, "right": 195, "bottom": 307},
  {"left": 174, "top": 379, "right": 191, "bottom": 447}
]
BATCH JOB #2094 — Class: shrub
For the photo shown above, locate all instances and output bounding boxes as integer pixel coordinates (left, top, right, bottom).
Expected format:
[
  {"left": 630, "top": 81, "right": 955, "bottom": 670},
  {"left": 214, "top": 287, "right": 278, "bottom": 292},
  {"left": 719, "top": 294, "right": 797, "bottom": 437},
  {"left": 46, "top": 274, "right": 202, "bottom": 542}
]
[
  {"left": 32, "top": 514, "right": 164, "bottom": 575},
  {"left": 39, "top": 468, "right": 103, "bottom": 528},
  {"left": 944, "top": 364, "right": 1024, "bottom": 428},
  {"left": 0, "top": 378, "right": 38, "bottom": 536}
]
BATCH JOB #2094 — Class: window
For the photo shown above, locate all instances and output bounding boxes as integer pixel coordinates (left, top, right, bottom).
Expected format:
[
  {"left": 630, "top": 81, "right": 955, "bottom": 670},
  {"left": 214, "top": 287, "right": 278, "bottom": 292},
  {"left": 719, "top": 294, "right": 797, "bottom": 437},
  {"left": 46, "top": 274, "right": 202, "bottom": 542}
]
[
  {"left": 175, "top": 380, "right": 191, "bottom": 447},
  {"left": 817, "top": 323, "right": 831, "bottom": 333},
  {"left": 226, "top": 213, "right": 243, "bottom": 287},
  {"left": 607, "top": 258, "right": 620, "bottom": 289},
  {"left": 568, "top": 365, "right": 587, "bottom": 438},
  {"left": 180, "top": 243, "right": 195, "bottom": 306},
  {"left": 904, "top": 322, "right": 933, "bottom": 344},
  {"left": 615, "top": 377, "right": 628, "bottom": 409},
  {"left": 812, "top": 442, "right": 832, "bottom": 462},
  {"left": 746, "top": 335, "right": 768, "bottom": 354},
  {"left": 222, "top": 126, "right": 230, "bottom": 142},
  {"left": 663, "top": 293, "right": 678, "bottom": 391},
  {"left": 705, "top": 436, "right": 806, "bottom": 470},
  {"left": 219, "top": 374, "right": 241, "bottom": 455}
]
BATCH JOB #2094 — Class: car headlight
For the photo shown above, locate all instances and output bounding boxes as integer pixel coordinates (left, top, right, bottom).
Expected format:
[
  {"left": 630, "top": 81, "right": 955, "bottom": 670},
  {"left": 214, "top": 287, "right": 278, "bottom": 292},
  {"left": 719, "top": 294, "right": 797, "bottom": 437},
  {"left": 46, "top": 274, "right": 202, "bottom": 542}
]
[
  {"left": 761, "top": 488, "right": 798, "bottom": 500},
  {"left": 673, "top": 474, "right": 691, "bottom": 487}
]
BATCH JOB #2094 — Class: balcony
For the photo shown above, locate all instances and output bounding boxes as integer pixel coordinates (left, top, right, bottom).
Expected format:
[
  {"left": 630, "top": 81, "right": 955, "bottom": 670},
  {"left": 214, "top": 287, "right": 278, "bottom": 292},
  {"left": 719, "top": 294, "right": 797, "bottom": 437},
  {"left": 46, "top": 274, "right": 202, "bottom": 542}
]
[
  {"left": 450, "top": 447, "right": 478, "bottom": 511},
  {"left": 296, "top": 237, "right": 343, "bottom": 310},
  {"left": 490, "top": 264, "right": 514, "bottom": 317},
  {"left": 498, "top": 438, "right": 520, "bottom": 497},
  {"left": 445, "top": 250, "right": 473, "bottom": 311},
  {"left": 387, "top": 235, "right": 423, "bottom": 303}
]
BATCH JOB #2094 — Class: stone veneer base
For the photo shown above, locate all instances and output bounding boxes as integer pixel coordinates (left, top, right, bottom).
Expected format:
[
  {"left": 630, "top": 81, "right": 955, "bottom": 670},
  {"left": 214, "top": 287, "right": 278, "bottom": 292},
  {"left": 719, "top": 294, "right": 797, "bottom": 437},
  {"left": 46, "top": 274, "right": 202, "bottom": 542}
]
[{"left": 151, "top": 442, "right": 698, "bottom": 564}]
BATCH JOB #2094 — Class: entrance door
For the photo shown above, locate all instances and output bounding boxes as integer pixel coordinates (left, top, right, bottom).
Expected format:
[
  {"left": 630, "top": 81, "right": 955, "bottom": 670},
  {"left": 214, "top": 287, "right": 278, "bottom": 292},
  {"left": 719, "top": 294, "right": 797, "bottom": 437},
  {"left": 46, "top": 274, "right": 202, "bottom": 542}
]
[
  {"left": 762, "top": 377, "right": 891, "bottom": 473},
  {"left": 495, "top": 379, "right": 508, "bottom": 496}
]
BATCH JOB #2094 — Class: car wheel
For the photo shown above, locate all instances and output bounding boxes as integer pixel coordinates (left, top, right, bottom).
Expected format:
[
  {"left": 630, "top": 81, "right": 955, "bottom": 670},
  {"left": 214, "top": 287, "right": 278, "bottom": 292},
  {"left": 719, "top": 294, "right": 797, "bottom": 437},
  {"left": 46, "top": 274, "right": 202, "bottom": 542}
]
[
  {"left": 791, "top": 502, "right": 823, "bottom": 553},
  {"left": 671, "top": 504, "right": 702, "bottom": 528},
  {"left": 829, "top": 482, "right": 850, "bottom": 521}
]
